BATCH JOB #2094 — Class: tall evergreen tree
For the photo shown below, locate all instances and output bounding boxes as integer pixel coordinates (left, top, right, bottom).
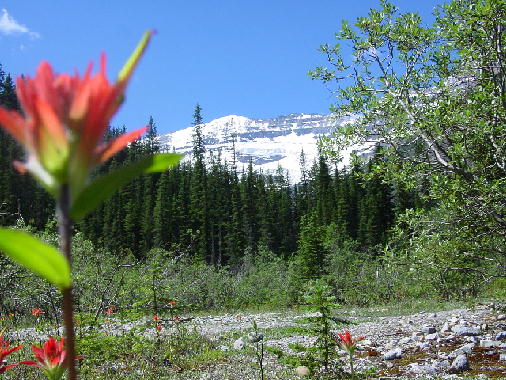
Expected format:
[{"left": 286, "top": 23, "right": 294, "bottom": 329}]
[{"left": 189, "top": 104, "right": 209, "bottom": 259}]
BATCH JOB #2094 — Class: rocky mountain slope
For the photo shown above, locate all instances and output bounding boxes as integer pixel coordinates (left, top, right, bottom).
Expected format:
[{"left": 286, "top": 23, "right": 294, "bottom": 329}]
[{"left": 158, "top": 113, "right": 377, "bottom": 183}]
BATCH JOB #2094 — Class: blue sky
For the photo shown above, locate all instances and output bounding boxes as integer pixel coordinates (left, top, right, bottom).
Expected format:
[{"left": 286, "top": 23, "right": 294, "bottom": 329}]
[{"left": 1, "top": 1, "right": 442, "bottom": 134}]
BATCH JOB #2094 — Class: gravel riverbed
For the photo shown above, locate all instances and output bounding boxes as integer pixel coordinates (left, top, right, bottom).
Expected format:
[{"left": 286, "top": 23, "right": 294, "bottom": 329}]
[{"left": 6, "top": 302, "right": 506, "bottom": 379}]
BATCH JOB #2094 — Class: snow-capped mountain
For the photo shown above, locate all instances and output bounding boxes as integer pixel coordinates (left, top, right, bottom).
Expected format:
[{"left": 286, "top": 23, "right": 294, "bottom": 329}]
[{"left": 158, "top": 113, "right": 376, "bottom": 183}]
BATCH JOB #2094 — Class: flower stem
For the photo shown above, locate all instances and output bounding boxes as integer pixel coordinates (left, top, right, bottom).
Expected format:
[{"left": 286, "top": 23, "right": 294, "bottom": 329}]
[
  {"left": 58, "top": 185, "right": 77, "bottom": 380},
  {"left": 349, "top": 352, "right": 354, "bottom": 377}
]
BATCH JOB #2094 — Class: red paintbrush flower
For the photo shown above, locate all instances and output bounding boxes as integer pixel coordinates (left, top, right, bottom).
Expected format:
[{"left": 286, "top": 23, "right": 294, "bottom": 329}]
[
  {"left": 32, "top": 308, "right": 44, "bottom": 316},
  {"left": 337, "top": 330, "right": 364, "bottom": 355},
  {"left": 337, "top": 331, "right": 364, "bottom": 376},
  {"left": 21, "top": 337, "right": 82, "bottom": 380},
  {"left": 0, "top": 334, "right": 23, "bottom": 374},
  {"left": 155, "top": 324, "right": 162, "bottom": 332},
  {"left": 0, "top": 31, "right": 153, "bottom": 199}
]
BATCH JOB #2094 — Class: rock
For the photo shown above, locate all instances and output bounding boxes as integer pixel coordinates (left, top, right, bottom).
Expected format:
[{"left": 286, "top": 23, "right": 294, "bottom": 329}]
[
  {"left": 408, "top": 363, "right": 436, "bottom": 375},
  {"left": 295, "top": 366, "right": 310, "bottom": 376},
  {"left": 500, "top": 353, "right": 506, "bottom": 361},
  {"left": 425, "top": 333, "right": 439, "bottom": 341},
  {"left": 451, "top": 354, "right": 470, "bottom": 373},
  {"left": 233, "top": 337, "right": 246, "bottom": 350},
  {"left": 496, "top": 314, "right": 506, "bottom": 321},
  {"left": 422, "top": 326, "right": 437, "bottom": 334},
  {"left": 496, "top": 331, "right": 506, "bottom": 341},
  {"left": 248, "top": 332, "right": 264, "bottom": 343},
  {"left": 441, "top": 322, "right": 451, "bottom": 333},
  {"left": 416, "top": 342, "right": 432, "bottom": 351},
  {"left": 479, "top": 339, "right": 501, "bottom": 348},
  {"left": 383, "top": 347, "right": 402, "bottom": 360},
  {"left": 449, "top": 342, "right": 475, "bottom": 358},
  {"left": 451, "top": 325, "right": 481, "bottom": 336},
  {"left": 399, "top": 336, "right": 412, "bottom": 345},
  {"left": 433, "top": 359, "right": 450, "bottom": 370}
]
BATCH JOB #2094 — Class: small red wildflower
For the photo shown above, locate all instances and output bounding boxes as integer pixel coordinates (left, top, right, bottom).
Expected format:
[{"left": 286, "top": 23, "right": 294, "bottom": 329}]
[
  {"left": 105, "top": 306, "right": 116, "bottom": 315},
  {"left": 337, "top": 331, "right": 364, "bottom": 355},
  {"left": 155, "top": 324, "right": 162, "bottom": 332},
  {"left": 0, "top": 334, "right": 23, "bottom": 374},
  {"left": 152, "top": 315, "right": 160, "bottom": 321},
  {"left": 31, "top": 308, "right": 43, "bottom": 316},
  {"left": 21, "top": 337, "right": 82, "bottom": 380},
  {"left": 172, "top": 316, "right": 181, "bottom": 323},
  {"left": 168, "top": 300, "right": 176, "bottom": 307}
]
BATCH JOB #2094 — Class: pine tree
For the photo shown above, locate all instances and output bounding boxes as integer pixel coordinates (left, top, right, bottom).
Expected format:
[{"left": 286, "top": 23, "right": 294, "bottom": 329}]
[
  {"left": 315, "top": 155, "right": 334, "bottom": 225},
  {"left": 140, "top": 116, "right": 161, "bottom": 252},
  {"left": 296, "top": 213, "right": 328, "bottom": 280},
  {"left": 189, "top": 104, "right": 209, "bottom": 259}
]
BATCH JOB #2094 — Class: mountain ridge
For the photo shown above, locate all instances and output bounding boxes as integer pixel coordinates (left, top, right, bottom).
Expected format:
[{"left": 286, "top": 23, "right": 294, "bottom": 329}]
[{"left": 158, "top": 113, "right": 375, "bottom": 182}]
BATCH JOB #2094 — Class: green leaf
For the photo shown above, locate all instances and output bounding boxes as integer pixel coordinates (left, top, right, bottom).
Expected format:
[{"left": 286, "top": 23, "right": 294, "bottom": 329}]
[
  {"left": 71, "top": 153, "right": 183, "bottom": 221},
  {"left": 0, "top": 228, "right": 71, "bottom": 289}
]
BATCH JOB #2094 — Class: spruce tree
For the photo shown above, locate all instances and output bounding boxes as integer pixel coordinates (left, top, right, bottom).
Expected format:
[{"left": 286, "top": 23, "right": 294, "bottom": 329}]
[{"left": 189, "top": 104, "right": 209, "bottom": 259}]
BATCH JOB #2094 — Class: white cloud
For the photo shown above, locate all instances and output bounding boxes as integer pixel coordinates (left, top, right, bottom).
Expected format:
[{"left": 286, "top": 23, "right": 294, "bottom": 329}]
[{"left": 0, "top": 9, "right": 40, "bottom": 38}]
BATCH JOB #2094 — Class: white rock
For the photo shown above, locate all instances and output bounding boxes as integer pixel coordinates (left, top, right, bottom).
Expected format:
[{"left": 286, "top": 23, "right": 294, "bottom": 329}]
[
  {"left": 425, "top": 333, "right": 439, "bottom": 341},
  {"left": 422, "top": 325, "right": 437, "bottom": 334},
  {"left": 416, "top": 342, "right": 432, "bottom": 351},
  {"left": 451, "top": 354, "right": 470, "bottom": 372},
  {"left": 233, "top": 337, "right": 246, "bottom": 350},
  {"left": 452, "top": 325, "right": 480, "bottom": 336},
  {"left": 295, "top": 366, "right": 310, "bottom": 376},
  {"left": 433, "top": 359, "right": 451, "bottom": 369},
  {"left": 399, "top": 337, "right": 412, "bottom": 345},
  {"left": 480, "top": 340, "right": 501, "bottom": 348},
  {"left": 449, "top": 342, "right": 475, "bottom": 358},
  {"left": 383, "top": 347, "right": 403, "bottom": 360},
  {"left": 408, "top": 363, "right": 436, "bottom": 375}
]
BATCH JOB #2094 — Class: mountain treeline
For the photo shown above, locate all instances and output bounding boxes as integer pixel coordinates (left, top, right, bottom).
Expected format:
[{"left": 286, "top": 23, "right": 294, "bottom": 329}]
[
  {"left": 0, "top": 71, "right": 414, "bottom": 267},
  {"left": 74, "top": 111, "right": 416, "bottom": 265}
]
